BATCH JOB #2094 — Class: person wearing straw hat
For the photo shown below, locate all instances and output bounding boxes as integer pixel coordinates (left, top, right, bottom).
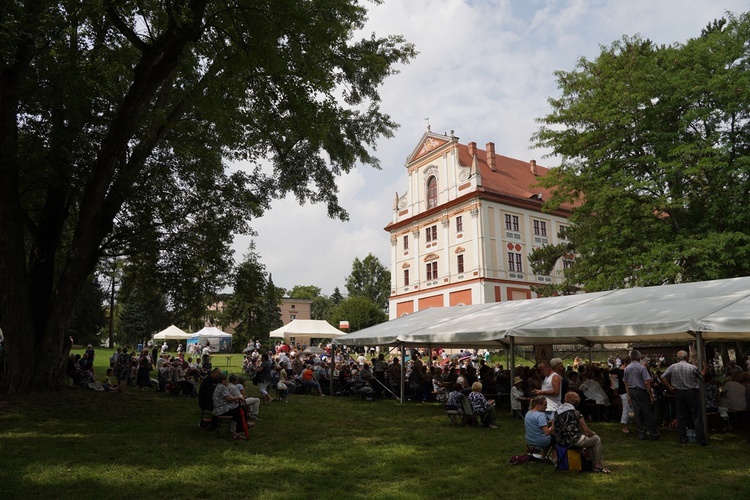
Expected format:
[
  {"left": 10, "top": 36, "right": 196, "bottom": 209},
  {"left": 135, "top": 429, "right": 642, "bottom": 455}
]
[{"left": 511, "top": 376, "right": 527, "bottom": 418}]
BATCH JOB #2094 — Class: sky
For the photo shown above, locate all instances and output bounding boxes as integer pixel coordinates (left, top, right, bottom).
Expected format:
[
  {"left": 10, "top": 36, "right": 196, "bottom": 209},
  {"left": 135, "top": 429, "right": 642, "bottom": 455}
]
[{"left": 232, "top": 0, "right": 748, "bottom": 297}]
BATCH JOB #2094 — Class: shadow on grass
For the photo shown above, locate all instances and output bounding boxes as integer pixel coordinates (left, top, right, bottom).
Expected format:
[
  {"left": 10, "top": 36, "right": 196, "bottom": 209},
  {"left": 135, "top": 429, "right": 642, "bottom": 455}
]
[{"left": 2, "top": 388, "right": 750, "bottom": 499}]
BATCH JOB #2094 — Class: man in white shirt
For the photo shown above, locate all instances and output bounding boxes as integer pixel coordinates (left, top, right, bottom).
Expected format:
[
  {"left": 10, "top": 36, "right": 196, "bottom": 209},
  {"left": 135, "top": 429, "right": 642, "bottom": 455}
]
[
  {"left": 278, "top": 351, "right": 290, "bottom": 370},
  {"left": 533, "top": 360, "right": 562, "bottom": 418}
]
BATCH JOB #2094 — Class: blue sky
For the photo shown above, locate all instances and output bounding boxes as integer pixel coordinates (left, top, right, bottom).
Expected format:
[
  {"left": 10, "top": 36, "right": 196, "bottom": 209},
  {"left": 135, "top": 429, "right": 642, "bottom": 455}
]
[{"left": 233, "top": 0, "right": 748, "bottom": 296}]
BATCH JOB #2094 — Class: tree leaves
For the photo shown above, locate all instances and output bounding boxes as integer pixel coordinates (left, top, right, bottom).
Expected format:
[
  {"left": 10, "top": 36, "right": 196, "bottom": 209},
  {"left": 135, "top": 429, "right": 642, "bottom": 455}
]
[
  {"left": 345, "top": 253, "right": 391, "bottom": 312},
  {"left": 0, "top": 0, "right": 413, "bottom": 392},
  {"left": 532, "top": 12, "right": 750, "bottom": 292}
]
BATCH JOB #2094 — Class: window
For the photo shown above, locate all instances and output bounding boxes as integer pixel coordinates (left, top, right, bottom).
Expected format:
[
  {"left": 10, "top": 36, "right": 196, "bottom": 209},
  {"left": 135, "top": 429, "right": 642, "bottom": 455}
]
[
  {"left": 533, "top": 220, "right": 547, "bottom": 237},
  {"left": 457, "top": 254, "right": 465, "bottom": 274},
  {"left": 403, "top": 235, "right": 409, "bottom": 250},
  {"left": 425, "top": 225, "right": 437, "bottom": 243},
  {"left": 558, "top": 225, "right": 569, "bottom": 241},
  {"left": 404, "top": 269, "right": 410, "bottom": 286},
  {"left": 291, "top": 304, "right": 296, "bottom": 309},
  {"left": 426, "top": 261, "right": 438, "bottom": 281},
  {"left": 290, "top": 314, "right": 296, "bottom": 320},
  {"left": 505, "top": 214, "right": 519, "bottom": 231},
  {"left": 456, "top": 216, "right": 463, "bottom": 233},
  {"left": 426, "top": 176, "right": 437, "bottom": 209},
  {"left": 508, "top": 252, "right": 523, "bottom": 272}
]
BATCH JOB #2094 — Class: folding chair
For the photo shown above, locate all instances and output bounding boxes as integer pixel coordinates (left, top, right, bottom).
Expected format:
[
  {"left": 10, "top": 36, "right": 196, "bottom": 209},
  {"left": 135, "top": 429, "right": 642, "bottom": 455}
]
[
  {"left": 459, "top": 394, "right": 478, "bottom": 426},
  {"left": 526, "top": 444, "right": 553, "bottom": 464},
  {"left": 444, "top": 404, "right": 465, "bottom": 426}
]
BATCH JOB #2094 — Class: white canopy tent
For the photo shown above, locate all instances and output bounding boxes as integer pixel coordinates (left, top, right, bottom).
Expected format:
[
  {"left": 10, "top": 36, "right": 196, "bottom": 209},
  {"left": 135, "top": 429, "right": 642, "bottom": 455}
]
[
  {"left": 188, "top": 327, "right": 233, "bottom": 353},
  {"left": 334, "top": 276, "right": 750, "bottom": 416},
  {"left": 508, "top": 277, "right": 750, "bottom": 344},
  {"left": 335, "top": 276, "right": 750, "bottom": 348},
  {"left": 270, "top": 319, "right": 345, "bottom": 346},
  {"left": 153, "top": 325, "right": 192, "bottom": 341}
]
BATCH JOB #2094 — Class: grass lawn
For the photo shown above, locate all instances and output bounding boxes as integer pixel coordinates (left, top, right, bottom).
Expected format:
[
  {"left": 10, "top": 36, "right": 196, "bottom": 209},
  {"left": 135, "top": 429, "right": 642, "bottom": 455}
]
[{"left": 1, "top": 349, "right": 748, "bottom": 499}]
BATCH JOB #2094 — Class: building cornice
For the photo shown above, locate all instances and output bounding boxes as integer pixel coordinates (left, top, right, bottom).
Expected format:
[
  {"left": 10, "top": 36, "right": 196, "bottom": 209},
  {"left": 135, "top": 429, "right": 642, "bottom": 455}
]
[{"left": 384, "top": 189, "right": 571, "bottom": 233}]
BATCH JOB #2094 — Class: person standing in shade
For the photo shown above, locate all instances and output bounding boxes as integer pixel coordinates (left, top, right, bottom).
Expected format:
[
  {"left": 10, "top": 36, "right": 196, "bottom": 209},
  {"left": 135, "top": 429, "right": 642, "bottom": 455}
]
[
  {"left": 660, "top": 350, "right": 707, "bottom": 446},
  {"left": 610, "top": 356, "right": 631, "bottom": 434},
  {"left": 623, "top": 350, "right": 660, "bottom": 440},
  {"left": 533, "top": 360, "right": 562, "bottom": 419}
]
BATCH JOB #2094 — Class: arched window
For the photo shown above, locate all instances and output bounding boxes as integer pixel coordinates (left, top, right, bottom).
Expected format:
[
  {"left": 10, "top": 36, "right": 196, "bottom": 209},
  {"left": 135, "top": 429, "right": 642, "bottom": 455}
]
[{"left": 426, "top": 176, "right": 437, "bottom": 209}]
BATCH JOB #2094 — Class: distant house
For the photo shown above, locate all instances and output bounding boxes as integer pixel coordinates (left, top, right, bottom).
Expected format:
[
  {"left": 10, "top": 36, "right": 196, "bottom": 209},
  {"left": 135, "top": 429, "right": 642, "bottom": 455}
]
[
  {"left": 387, "top": 129, "right": 575, "bottom": 319},
  {"left": 280, "top": 298, "right": 311, "bottom": 325},
  {"left": 205, "top": 297, "right": 311, "bottom": 335}
]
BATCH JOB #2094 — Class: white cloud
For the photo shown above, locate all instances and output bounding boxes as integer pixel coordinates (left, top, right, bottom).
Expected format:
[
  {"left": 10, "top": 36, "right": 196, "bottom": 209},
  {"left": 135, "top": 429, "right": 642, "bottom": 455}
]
[{"left": 232, "top": 0, "right": 748, "bottom": 296}]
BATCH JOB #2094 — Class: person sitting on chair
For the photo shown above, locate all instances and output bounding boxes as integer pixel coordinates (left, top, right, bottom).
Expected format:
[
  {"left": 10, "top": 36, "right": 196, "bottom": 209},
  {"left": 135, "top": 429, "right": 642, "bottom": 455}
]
[
  {"left": 212, "top": 373, "right": 249, "bottom": 440},
  {"left": 350, "top": 369, "right": 374, "bottom": 399},
  {"left": 553, "top": 391, "right": 610, "bottom": 473},
  {"left": 468, "top": 382, "right": 498, "bottom": 428},
  {"left": 446, "top": 383, "right": 464, "bottom": 408},
  {"left": 524, "top": 396, "right": 555, "bottom": 459}
]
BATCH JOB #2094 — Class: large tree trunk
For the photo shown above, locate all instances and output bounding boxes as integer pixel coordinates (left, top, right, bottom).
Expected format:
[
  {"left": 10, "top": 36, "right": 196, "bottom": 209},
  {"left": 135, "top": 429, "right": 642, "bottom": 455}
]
[
  {"left": 0, "top": 273, "right": 75, "bottom": 392},
  {"left": 0, "top": 3, "right": 209, "bottom": 393}
]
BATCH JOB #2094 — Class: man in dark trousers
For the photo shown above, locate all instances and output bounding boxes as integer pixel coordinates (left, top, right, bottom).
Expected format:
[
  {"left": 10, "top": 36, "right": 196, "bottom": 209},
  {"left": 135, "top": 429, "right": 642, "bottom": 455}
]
[
  {"left": 623, "top": 350, "right": 660, "bottom": 440},
  {"left": 661, "top": 351, "right": 707, "bottom": 446}
]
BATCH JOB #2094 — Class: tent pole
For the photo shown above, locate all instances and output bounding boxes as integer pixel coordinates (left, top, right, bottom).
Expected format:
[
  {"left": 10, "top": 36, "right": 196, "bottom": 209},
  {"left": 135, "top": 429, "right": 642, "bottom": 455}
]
[
  {"left": 400, "top": 342, "right": 405, "bottom": 404},
  {"left": 694, "top": 331, "right": 709, "bottom": 441},
  {"left": 509, "top": 336, "right": 516, "bottom": 415}
]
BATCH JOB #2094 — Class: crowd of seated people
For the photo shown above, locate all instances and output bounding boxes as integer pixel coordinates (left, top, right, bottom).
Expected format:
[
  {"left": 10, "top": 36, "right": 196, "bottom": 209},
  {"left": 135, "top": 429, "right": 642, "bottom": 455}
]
[{"left": 69, "top": 345, "right": 206, "bottom": 396}]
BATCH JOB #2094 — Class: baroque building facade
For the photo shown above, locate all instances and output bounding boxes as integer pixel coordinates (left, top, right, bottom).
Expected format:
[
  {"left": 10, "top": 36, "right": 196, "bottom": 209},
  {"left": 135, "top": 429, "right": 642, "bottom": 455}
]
[{"left": 386, "top": 130, "right": 574, "bottom": 319}]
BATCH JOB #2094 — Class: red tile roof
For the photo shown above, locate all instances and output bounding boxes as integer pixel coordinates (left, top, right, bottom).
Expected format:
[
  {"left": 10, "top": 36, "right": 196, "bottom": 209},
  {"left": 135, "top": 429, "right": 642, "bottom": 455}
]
[{"left": 456, "top": 143, "right": 576, "bottom": 212}]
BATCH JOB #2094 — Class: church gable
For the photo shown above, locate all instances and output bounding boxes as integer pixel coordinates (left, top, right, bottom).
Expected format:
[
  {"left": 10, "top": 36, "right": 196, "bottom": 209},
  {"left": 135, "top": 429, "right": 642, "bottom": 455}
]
[{"left": 405, "top": 130, "right": 455, "bottom": 165}]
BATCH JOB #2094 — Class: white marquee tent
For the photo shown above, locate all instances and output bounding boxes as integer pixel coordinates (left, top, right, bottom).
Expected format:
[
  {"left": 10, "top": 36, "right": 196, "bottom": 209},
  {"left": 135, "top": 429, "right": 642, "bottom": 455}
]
[
  {"left": 270, "top": 319, "right": 345, "bottom": 345},
  {"left": 188, "top": 326, "right": 232, "bottom": 353},
  {"left": 334, "top": 276, "right": 750, "bottom": 421},
  {"left": 334, "top": 276, "right": 750, "bottom": 348},
  {"left": 153, "top": 325, "right": 192, "bottom": 341}
]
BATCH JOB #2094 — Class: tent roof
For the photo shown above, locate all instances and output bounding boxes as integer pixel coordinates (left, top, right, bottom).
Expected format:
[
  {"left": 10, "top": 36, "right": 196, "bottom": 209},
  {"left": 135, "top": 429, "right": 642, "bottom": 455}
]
[
  {"left": 192, "top": 326, "right": 232, "bottom": 338},
  {"left": 333, "top": 276, "right": 750, "bottom": 348},
  {"left": 153, "top": 325, "right": 192, "bottom": 340},
  {"left": 269, "top": 320, "right": 345, "bottom": 339},
  {"left": 511, "top": 276, "right": 750, "bottom": 344}
]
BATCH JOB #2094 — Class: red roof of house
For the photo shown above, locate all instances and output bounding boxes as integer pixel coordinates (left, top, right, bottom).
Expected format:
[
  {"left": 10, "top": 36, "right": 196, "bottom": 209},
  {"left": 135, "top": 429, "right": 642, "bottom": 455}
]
[{"left": 456, "top": 143, "right": 575, "bottom": 212}]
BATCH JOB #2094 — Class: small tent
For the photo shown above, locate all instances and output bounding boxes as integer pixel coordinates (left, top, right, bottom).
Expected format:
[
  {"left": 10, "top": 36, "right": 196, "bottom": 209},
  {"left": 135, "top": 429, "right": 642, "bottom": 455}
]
[
  {"left": 188, "top": 326, "right": 233, "bottom": 353},
  {"left": 153, "top": 325, "right": 192, "bottom": 341},
  {"left": 270, "top": 319, "right": 345, "bottom": 347}
]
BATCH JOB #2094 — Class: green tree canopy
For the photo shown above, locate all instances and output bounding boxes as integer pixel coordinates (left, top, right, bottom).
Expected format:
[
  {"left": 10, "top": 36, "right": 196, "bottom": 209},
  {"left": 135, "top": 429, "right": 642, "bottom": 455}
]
[
  {"left": 328, "top": 296, "right": 387, "bottom": 333},
  {"left": 331, "top": 287, "right": 344, "bottom": 305},
  {"left": 222, "top": 246, "right": 282, "bottom": 351},
  {"left": 345, "top": 254, "right": 391, "bottom": 311},
  {"left": 115, "top": 258, "right": 169, "bottom": 346},
  {"left": 0, "top": 1, "right": 413, "bottom": 392},
  {"left": 532, "top": 12, "right": 750, "bottom": 292},
  {"left": 67, "top": 275, "right": 107, "bottom": 346},
  {"left": 288, "top": 285, "right": 322, "bottom": 301}
]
